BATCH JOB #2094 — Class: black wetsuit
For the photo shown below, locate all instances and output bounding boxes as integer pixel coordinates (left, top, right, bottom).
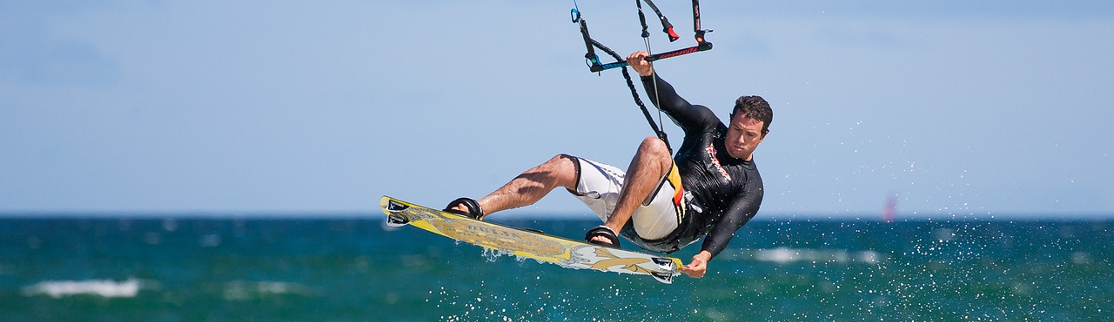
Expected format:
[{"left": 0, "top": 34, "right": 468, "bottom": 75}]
[{"left": 621, "top": 73, "right": 764, "bottom": 259}]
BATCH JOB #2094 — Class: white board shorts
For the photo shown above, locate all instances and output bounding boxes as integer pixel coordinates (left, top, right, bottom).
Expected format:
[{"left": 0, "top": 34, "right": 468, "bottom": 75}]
[{"left": 568, "top": 156, "right": 686, "bottom": 241}]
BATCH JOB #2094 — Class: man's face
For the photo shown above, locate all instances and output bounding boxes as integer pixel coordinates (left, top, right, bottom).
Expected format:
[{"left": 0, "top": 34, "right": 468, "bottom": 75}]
[{"left": 725, "top": 113, "right": 766, "bottom": 161}]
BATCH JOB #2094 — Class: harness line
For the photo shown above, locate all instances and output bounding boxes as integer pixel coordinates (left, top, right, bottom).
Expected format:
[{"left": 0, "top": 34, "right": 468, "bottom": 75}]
[{"left": 571, "top": 0, "right": 713, "bottom": 153}]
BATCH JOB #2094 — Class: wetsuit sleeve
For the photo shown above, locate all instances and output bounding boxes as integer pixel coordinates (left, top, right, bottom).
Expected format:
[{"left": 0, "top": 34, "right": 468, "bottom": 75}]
[
  {"left": 640, "top": 74, "right": 720, "bottom": 133},
  {"left": 700, "top": 176, "right": 764, "bottom": 259}
]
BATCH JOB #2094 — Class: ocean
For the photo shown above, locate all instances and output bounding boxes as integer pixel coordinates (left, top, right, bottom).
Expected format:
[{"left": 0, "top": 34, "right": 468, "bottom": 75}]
[{"left": 1, "top": 216, "right": 1110, "bottom": 321}]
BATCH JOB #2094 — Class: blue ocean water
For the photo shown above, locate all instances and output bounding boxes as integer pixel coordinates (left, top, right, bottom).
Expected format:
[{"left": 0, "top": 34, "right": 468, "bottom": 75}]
[{"left": 1, "top": 216, "right": 1111, "bottom": 321}]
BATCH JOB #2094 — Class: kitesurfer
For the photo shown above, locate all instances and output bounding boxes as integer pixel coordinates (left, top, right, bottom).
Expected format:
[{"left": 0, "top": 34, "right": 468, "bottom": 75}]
[{"left": 446, "top": 51, "right": 772, "bottom": 279}]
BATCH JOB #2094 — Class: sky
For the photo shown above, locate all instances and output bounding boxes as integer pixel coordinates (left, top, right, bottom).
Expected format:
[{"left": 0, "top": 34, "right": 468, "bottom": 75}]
[{"left": 2, "top": 1, "right": 1113, "bottom": 218}]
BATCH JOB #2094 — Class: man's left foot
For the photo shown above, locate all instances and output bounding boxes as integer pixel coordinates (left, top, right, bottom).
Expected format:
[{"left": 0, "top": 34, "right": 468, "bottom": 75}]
[{"left": 585, "top": 225, "right": 620, "bottom": 248}]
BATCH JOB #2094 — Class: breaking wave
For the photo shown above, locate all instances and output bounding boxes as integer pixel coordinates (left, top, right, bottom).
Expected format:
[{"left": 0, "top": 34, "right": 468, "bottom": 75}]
[
  {"left": 743, "top": 247, "right": 885, "bottom": 265},
  {"left": 22, "top": 278, "right": 141, "bottom": 298},
  {"left": 222, "top": 280, "right": 316, "bottom": 301}
]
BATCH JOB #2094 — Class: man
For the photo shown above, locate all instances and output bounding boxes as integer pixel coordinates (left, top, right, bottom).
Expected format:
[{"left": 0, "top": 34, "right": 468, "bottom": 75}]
[{"left": 446, "top": 51, "right": 772, "bottom": 278}]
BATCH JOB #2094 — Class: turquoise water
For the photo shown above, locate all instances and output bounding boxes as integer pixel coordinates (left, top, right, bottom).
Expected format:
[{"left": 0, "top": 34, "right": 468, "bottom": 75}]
[{"left": 1, "top": 217, "right": 1111, "bottom": 321}]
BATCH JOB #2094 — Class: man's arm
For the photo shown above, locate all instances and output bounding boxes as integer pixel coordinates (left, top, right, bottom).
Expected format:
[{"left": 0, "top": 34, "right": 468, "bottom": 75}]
[
  {"left": 701, "top": 195, "right": 760, "bottom": 258},
  {"left": 681, "top": 183, "right": 763, "bottom": 278},
  {"left": 627, "top": 52, "right": 717, "bottom": 133}
]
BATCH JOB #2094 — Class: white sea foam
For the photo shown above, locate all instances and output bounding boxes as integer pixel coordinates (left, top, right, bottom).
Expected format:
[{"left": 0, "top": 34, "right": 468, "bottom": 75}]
[
  {"left": 22, "top": 278, "right": 141, "bottom": 298},
  {"left": 222, "top": 281, "right": 315, "bottom": 301},
  {"left": 934, "top": 228, "right": 957, "bottom": 242},
  {"left": 749, "top": 247, "right": 884, "bottom": 265}
]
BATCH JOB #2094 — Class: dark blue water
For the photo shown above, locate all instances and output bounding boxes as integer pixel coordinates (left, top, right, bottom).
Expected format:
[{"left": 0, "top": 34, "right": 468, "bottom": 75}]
[{"left": 1, "top": 217, "right": 1111, "bottom": 321}]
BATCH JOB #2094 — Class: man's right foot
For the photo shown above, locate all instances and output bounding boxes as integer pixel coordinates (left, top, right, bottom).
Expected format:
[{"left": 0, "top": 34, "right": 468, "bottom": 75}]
[{"left": 443, "top": 197, "right": 484, "bottom": 220}]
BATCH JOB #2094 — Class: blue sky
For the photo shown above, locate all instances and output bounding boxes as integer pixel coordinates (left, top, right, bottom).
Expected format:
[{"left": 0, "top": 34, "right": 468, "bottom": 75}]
[{"left": 2, "top": 1, "right": 1112, "bottom": 218}]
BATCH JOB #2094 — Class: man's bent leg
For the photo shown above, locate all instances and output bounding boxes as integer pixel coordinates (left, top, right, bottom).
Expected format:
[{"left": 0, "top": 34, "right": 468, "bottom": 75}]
[
  {"left": 453, "top": 154, "right": 579, "bottom": 218},
  {"left": 593, "top": 137, "right": 673, "bottom": 244}
]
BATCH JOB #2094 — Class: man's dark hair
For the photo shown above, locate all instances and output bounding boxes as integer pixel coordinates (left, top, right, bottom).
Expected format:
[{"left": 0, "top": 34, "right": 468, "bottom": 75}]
[{"left": 729, "top": 95, "right": 773, "bottom": 136}]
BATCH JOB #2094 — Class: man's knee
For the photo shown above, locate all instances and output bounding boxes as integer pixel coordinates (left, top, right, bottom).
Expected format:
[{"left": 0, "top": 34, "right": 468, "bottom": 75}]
[
  {"left": 638, "top": 137, "right": 671, "bottom": 158},
  {"left": 538, "top": 154, "right": 578, "bottom": 189},
  {"left": 549, "top": 154, "right": 578, "bottom": 169}
]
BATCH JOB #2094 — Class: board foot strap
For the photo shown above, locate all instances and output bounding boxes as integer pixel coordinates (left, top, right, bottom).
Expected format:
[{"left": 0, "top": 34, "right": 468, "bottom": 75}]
[
  {"left": 585, "top": 225, "right": 621, "bottom": 248},
  {"left": 443, "top": 197, "right": 484, "bottom": 220}
]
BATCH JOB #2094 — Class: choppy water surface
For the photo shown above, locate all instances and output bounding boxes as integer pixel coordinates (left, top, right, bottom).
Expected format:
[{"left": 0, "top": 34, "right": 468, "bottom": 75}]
[{"left": 1, "top": 217, "right": 1110, "bottom": 321}]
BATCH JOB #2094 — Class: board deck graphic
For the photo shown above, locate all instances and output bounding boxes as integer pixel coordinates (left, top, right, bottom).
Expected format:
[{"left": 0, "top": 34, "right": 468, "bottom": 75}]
[{"left": 380, "top": 196, "right": 682, "bottom": 284}]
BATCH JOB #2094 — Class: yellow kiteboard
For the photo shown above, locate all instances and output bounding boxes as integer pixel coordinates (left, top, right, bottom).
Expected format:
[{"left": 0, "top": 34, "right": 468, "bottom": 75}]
[{"left": 380, "top": 196, "right": 682, "bottom": 284}]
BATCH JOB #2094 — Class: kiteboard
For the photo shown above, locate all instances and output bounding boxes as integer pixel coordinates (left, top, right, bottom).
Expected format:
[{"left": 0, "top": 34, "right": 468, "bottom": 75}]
[{"left": 379, "top": 196, "right": 682, "bottom": 284}]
